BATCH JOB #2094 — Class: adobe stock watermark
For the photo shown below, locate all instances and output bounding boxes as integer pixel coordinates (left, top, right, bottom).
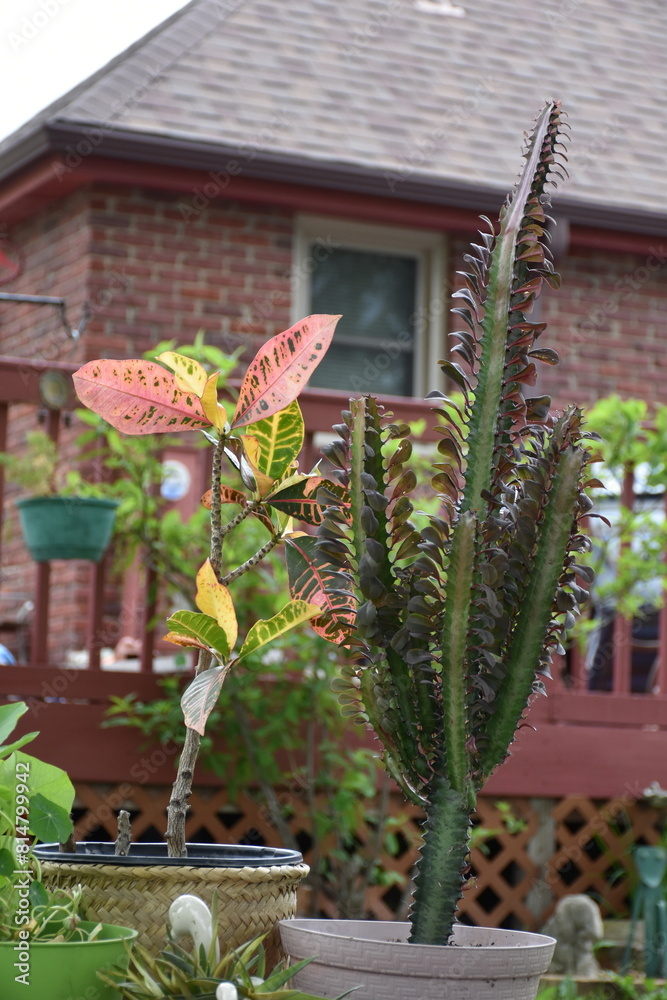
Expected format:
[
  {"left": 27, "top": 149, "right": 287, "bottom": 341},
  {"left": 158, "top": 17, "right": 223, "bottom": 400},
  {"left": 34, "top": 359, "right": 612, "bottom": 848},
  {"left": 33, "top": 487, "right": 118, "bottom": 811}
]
[
  {"left": 49, "top": 62, "right": 166, "bottom": 182},
  {"left": 12, "top": 758, "right": 33, "bottom": 986},
  {"left": 46, "top": 4, "right": 247, "bottom": 180},
  {"left": 15, "top": 268, "right": 130, "bottom": 388},
  {"left": 567, "top": 246, "right": 667, "bottom": 353},
  {"left": 236, "top": 236, "right": 340, "bottom": 333},
  {"left": 7, "top": 0, "right": 77, "bottom": 53},
  {"left": 545, "top": 0, "right": 582, "bottom": 27},
  {"left": 341, "top": 0, "right": 405, "bottom": 61},
  {"left": 177, "top": 109, "right": 295, "bottom": 223},
  {"left": 576, "top": 115, "right": 625, "bottom": 169},
  {"left": 74, "top": 737, "right": 182, "bottom": 841},
  {"left": 384, "top": 77, "right": 497, "bottom": 193}
]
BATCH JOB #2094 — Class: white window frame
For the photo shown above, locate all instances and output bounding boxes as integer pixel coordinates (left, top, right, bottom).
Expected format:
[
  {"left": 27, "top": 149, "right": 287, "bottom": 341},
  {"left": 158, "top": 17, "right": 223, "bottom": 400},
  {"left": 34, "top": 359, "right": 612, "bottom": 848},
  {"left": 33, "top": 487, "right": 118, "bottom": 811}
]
[{"left": 292, "top": 215, "right": 448, "bottom": 398}]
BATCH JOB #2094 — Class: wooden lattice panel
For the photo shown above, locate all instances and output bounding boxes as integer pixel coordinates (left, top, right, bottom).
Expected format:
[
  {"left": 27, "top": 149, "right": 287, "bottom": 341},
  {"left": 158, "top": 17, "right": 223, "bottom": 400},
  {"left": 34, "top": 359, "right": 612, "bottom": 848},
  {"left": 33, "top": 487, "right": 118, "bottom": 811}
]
[
  {"left": 547, "top": 795, "right": 663, "bottom": 919},
  {"left": 459, "top": 798, "right": 542, "bottom": 930},
  {"left": 69, "top": 785, "right": 665, "bottom": 931}
]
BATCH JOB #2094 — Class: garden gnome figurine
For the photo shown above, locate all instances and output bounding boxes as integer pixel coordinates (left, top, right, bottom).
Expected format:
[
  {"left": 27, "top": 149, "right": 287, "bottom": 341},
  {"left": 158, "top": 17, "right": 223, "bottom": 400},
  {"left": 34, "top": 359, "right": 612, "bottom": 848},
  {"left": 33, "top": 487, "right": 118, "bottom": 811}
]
[{"left": 543, "top": 894, "right": 604, "bottom": 976}]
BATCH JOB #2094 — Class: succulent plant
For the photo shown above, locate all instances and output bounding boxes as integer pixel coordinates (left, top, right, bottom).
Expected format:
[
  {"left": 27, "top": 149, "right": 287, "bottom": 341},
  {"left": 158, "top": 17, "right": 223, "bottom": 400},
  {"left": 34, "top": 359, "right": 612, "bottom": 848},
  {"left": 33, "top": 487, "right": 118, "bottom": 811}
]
[
  {"left": 314, "top": 100, "right": 596, "bottom": 943},
  {"left": 98, "top": 893, "right": 349, "bottom": 999}
]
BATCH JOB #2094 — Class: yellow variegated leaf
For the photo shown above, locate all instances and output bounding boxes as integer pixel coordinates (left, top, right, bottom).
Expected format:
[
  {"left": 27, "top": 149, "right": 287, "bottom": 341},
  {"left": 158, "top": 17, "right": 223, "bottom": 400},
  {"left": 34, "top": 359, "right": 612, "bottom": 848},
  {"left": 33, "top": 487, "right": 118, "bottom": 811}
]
[
  {"left": 195, "top": 560, "right": 238, "bottom": 650},
  {"left": 157, "top": 352, "right": 208, "bottom": 396},
  {"left": 237, "top": 600, "right": 321, "bottom": 662},
  {"left": 164, "top": 610, "right": 230, "bottom": 660},
  {"left": 239, "top": 436, "right": 276, "bottom": 498},
  {"left": 247, "top": 400, "right": 304, "bottom": 482},
  {"left": 199, "top": 371, "right": 227, "bottom": 431}
]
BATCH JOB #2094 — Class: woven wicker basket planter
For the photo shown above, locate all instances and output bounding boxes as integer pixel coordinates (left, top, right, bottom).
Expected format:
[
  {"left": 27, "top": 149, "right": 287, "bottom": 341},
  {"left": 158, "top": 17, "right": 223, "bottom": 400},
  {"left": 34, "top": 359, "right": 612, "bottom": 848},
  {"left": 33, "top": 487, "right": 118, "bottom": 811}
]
[{"left": 35, "top": 842, "right": 308, "bottom": 960}]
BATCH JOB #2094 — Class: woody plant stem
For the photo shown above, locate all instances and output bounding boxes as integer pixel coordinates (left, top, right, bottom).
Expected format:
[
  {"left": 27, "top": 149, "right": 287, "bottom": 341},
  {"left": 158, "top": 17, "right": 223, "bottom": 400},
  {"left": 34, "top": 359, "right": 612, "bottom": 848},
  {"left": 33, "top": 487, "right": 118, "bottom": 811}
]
[{"left": 165, "top": 435, "right": 226, "bottom": 857}]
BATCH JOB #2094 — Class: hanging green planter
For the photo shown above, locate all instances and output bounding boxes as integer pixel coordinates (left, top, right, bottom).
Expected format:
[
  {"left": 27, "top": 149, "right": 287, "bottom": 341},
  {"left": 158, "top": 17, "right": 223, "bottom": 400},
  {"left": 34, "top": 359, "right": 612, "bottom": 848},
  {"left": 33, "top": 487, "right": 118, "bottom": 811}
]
[{"left": 16, "top": 496, "right": 119, "bottom": 562}]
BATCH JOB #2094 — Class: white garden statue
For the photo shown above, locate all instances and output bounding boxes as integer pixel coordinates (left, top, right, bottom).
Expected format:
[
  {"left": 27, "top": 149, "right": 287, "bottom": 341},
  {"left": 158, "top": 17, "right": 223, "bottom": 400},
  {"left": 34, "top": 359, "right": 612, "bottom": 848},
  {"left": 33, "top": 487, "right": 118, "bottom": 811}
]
[{"left": 543, "top": 894, "right": 604, "bottom": 977}]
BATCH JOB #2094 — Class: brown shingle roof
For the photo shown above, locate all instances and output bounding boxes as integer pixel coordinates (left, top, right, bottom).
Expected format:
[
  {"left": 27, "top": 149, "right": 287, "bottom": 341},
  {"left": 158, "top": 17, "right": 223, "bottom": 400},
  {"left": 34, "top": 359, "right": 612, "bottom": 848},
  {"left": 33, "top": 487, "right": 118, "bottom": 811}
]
[{"left": 2, "top": 0, "right": 666, "bottom": 220}]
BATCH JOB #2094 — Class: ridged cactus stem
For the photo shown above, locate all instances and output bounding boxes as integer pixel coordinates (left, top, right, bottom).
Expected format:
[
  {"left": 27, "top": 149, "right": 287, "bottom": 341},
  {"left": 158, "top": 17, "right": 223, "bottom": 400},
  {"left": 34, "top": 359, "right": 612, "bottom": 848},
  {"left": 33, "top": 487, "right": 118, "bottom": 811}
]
[
  {"left": 409, "top": 776, "right": 473, "bottom": 944},
  {"left": 439, "top": 511, "right": 476, "bottom": 794},
  {"left": 461, "top": 102, "right": 556, "bottom": 519},
  {"left": 480, "top": 441, "right": 586, "bottom": 780}
]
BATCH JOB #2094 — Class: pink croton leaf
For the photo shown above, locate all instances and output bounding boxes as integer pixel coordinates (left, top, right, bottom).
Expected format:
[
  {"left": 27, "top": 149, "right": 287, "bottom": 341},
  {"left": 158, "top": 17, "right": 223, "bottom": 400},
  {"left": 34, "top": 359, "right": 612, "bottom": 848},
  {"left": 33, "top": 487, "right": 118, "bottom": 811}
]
[
  {"left": 285, "top": 534, "right": 356, "bottom": 644},
  {"left": 73, "top": 359, "right": 213, "bottom": 435},
  {"left": 230, "top": 314, "right": 341, "bottom": 429}
]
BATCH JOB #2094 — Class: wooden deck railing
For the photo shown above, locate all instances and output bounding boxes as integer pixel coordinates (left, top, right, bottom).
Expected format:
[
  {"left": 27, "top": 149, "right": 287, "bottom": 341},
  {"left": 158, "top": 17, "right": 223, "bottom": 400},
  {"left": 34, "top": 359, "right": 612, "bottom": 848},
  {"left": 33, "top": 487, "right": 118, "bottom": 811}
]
[{"left": 1, "top": 354, "right": 667, "bottom": 798}]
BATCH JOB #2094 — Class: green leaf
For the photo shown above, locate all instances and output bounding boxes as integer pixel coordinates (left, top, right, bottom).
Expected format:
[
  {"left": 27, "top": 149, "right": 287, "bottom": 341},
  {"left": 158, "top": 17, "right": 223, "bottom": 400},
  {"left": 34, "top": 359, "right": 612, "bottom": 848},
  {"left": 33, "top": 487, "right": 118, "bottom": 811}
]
[
  {"left": 0, "top": 732, "right": 39, "bottom": 759},
  {"left": 246, "top": 400, "right": 304, "bottom": 481},
  {"left": 73, "top": 359, "right": 213, "bottom": 435},
  {"left": 181, "top": 666, "right": 230, "bottom": 736},
  {"left": 164, "top": 610, "right": 231, "bottom": 660},
  {"left": 0, "top": 752, "right": 75, "bottom": 841},
  {"left": 28, "top": 879, "right": 49, "bottom": 908},
  {"left": 13, "top": 753, "right": 75, "bottom": 815},
  {"left": 29, "top": 792, "right": 74, "bottom": 843},
  {"left": 237, "top": 600, "right": 322, "bottom": 661},
  {"left": 0, "top": 702, "right": 28, "bottom": 749},
  {"left": 231, "top": 315, "right": 340, "bottom": 429},
  {"left": 0, "top": 848, "right": 14, "bottom": 877}
]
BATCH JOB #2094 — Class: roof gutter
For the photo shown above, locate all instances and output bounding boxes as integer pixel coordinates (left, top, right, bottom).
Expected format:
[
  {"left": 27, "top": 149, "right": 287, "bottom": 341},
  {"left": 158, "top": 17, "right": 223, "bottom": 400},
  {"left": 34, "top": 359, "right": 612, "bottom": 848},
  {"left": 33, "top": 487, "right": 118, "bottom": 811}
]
[{"left": 2, "top": 121, "right": 667, "bottom": 242}]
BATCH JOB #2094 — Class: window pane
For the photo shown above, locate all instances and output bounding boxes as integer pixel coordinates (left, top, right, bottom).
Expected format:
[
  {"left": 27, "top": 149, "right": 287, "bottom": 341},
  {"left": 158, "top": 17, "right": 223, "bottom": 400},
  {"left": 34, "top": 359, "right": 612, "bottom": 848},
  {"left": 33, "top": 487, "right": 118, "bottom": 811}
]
[{"left": 308, "top": 246, "right": 416, "bottom": 395}]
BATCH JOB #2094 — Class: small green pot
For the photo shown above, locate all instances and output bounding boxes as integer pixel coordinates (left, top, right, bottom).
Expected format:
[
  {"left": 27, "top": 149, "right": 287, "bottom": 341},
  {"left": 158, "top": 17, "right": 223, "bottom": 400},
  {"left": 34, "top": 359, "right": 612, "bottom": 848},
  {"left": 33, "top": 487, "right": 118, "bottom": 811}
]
[
  {"left": 0, "top": 921, "right": 137, "bottom": 1000},
  {"left": 16, "top": 496, "right": 119, "bottom": 562}
]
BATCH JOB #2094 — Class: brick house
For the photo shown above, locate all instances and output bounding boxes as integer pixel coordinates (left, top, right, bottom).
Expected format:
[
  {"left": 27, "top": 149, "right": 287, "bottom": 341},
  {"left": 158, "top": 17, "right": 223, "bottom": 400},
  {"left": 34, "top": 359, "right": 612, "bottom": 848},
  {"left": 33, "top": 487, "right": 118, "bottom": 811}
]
[{"left": 0, "top": 0, "right": 666, "bottom": 927}]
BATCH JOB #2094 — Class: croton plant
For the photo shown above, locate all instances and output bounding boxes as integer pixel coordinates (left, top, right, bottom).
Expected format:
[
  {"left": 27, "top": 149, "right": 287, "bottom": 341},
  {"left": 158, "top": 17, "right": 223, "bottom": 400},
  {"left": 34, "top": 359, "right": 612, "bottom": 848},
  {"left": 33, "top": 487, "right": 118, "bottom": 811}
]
[
  {"left": 73, "top": 315, "right": 354, "bottom": 856},
  {"left": 74, "top": 100, "right": 596, "bottom": 945}
]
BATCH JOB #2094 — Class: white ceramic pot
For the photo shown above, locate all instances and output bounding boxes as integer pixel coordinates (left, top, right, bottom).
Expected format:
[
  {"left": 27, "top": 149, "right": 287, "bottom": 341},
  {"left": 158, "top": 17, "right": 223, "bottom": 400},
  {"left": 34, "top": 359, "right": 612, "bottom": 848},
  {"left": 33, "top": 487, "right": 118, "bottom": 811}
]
[{"left": 279, "top": 919, "right": 556, "bottom": 1000}]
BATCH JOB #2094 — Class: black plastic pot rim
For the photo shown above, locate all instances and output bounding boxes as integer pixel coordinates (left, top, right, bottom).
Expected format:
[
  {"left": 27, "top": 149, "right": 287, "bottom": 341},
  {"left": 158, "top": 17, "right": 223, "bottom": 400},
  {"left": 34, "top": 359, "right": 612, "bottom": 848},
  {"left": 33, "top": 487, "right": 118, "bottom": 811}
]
[{"left": 34, "top": 842, "right": 303, "bottom": 869}]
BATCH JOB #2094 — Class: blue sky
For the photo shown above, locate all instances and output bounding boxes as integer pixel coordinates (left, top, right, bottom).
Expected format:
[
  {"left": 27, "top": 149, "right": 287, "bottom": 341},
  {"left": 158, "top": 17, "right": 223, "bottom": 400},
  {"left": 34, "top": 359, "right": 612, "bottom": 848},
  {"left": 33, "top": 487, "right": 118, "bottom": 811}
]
[{"left": 0, "top": 0, "right": 189, "bottom": 142}]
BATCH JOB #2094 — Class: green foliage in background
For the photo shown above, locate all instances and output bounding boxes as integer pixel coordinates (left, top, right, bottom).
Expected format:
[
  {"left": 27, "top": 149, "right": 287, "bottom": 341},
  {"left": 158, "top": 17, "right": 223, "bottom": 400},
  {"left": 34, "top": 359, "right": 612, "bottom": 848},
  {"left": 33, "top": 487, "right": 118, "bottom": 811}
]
[
  {"left": 538, "top": 974, "right": 667, "bottom": 999},
  {"left": 578, "top": 395, "right": 667, "bottom": 627}
]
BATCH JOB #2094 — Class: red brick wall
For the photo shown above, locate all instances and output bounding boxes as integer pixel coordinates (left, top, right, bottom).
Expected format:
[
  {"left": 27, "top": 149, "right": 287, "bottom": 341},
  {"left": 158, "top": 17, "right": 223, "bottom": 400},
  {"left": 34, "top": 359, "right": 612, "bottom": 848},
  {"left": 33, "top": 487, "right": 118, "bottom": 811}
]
[
  {"left": 543, "top": 246, "right": 667, "bottom": 406},
  {"left": 83, "top": 186, "right": 294, "bottom": 364}
]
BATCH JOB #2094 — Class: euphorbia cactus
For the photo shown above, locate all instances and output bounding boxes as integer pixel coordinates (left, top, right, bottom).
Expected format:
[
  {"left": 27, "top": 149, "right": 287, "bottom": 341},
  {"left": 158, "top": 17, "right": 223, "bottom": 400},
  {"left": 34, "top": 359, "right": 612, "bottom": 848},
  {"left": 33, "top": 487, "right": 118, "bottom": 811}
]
[{"left": 314, "top": 101, "right": 596, "bottom": 943}]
